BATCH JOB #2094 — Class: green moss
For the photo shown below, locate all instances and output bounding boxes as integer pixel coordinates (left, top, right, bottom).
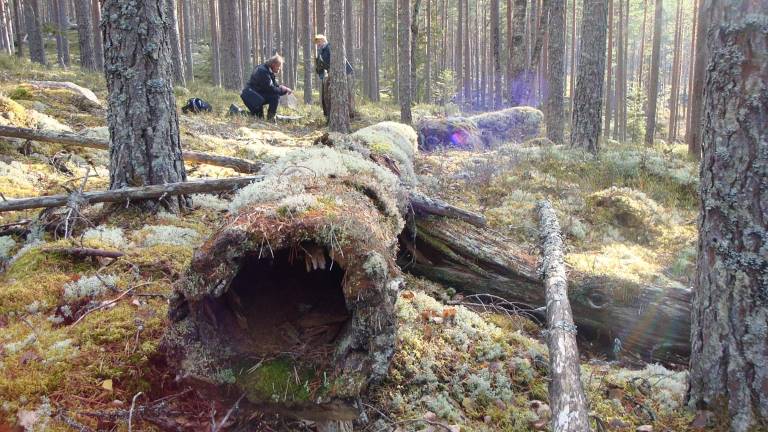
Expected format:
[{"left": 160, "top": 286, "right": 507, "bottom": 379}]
[
  {"left": 8, "top": 86, "right": 33, "bottom": 100},
  {"left": 235, "top": 357, "right": 322, "bottom": 403}
]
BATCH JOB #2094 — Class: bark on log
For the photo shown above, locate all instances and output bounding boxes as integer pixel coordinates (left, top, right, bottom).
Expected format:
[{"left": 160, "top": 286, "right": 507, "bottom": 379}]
[
  {"left": 0, "top": 176, "right": 263, "bottom": 212},
  {"left": 536, "top": 201, "right": 590, "bottom": 432},
  {"left": 417, "top": 106, "right": 544, "bottom": 151},
  {"left": 400, "top": 218, "right": 691, "bottom": 364},
  {"left": 0, "top": 125, "right": 263, "bottom": 174}
]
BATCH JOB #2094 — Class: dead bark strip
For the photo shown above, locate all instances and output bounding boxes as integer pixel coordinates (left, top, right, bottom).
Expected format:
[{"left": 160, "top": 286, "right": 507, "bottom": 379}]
[
  {"left": 536, "top": 201, "right": 590, "bottom": 432},
  {"left": 400, "top": 218, "right": 691, "bottom": 364},
  {"left": 0, "top": 176, "right": 263, "bottom": 212},
  {"left": 0, "top": 126, "right": 263, "bottom": 174}
]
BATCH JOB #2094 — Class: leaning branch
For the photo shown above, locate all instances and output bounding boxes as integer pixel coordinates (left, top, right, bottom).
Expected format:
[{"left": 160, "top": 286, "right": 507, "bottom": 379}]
[
  {"left": 536, "top": 200, "right": 590, "bottom": 432},
  {"left": 0, "top": 125, "right": 263, "bottom": 174},
  {"left": 0, "top": 176, "right": 263, "bottom": 212},
  {"left": 408, "top": 191, "right": 486, "bottom": 227}
]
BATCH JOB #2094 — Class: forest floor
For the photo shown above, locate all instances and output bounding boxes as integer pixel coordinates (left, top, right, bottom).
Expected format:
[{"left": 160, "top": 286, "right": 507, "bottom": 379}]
[{"left": 0, "top": 54, "right": 703, "bottom": 431}]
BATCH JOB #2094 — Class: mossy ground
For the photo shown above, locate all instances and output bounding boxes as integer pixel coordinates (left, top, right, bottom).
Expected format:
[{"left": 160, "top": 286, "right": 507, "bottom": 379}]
[{"left": 0, "top": 54, "right": 701, "bottom": 430}]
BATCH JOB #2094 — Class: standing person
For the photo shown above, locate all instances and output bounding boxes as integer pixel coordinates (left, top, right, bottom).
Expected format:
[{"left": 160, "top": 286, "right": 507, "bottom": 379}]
[
  {"left": 314, "top": 34, "right": 355, "bottom": 118},
  {"left": 241, "top": 55, "right": 293, "bottom": 120}
]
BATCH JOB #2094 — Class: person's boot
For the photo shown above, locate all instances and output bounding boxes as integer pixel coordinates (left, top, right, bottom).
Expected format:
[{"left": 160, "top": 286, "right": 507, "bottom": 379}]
[{"left": 266, "top": 112, "right": 276, "bottom": 123}]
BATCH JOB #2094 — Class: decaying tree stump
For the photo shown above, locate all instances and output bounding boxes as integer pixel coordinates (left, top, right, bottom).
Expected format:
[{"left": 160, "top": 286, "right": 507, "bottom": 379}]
[
  {"left": 536, "top": 201, "right": 590, "bottom": 432},
  {"left": 162, "top": 122, "right": 417, "bottom": 423},
  {"left": 417, "top": 106, "right": 544, "bottom": 151},
  {"left": 400, "top": 218, "right": 692, "bottom": 364}
]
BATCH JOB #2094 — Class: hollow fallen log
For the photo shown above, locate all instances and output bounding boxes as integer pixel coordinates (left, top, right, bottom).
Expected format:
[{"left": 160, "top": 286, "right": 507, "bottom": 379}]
[
  {"left": 0, "top": 176, "right": 263, "bottom": 212},
  {"left": 416, "top": 106, "right": 544, "bottom": 151},
  {"left": 536, "top": 201, "right": 590, "bottom": 432},
  {"left": 162, "top": 130, "right": 413, "bottom": 423},
  {"left": 400, "top": 218, "right": 692, "bottom": 364},
  {"left": 0, "top": 125, "right": 263, "bottom": 174}
]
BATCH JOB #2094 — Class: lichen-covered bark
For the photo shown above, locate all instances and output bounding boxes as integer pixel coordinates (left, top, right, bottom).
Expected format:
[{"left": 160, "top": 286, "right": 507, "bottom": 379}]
[
  {"left": 74, "top": 0, "right": 97, "bottom": 71},
  {"left": 24, "top": 0, "right": 46, "bottom": 66},
  {"left": 536, "top": 201, "right": 590, "bottom": 432},
  {"left": 689, "top": 6, "right": 768, "bottom": 431},
  {"left": 546, "top": 0, "right": 566, "bottom": 144},
  {"left": 570, "top": 0, "right": 607, "bottom": 154},
  {"left": 103, "top": 0, "right": 188, "bottom": 211}
]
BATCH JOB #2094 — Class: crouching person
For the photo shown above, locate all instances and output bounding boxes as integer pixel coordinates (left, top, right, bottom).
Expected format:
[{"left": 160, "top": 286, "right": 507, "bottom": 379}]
[{"left": 241, "top": 55, "right": 293, "bottom": 120}]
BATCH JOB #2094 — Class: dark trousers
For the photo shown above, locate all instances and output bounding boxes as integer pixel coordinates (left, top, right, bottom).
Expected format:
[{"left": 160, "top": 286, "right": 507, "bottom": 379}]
[{"left": 241, "top": 88, "right": 279, "bottom": 119}]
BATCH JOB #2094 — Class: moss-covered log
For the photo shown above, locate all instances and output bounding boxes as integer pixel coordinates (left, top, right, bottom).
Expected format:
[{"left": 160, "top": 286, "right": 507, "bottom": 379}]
[
  {"left": 417, "top": 107, "right": 544, "bottom": 151},
  {"left": 163, "top": 124, "right": 415, "bottom": 423},
  {"left": 400, "top": 218, "right": 692, "bottom": 364}
]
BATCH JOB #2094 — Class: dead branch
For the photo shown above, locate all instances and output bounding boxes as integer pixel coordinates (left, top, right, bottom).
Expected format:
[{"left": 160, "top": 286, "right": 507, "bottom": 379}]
[
  {"left": 0, "top": 125, "right": 263, "bottom": 174},
  {"left": 0, "top": 176, "right": 263, "bottom": 213},
  {"left": 408, "top": 190, "right": 486, "bottom": 227},
  {"left": 46, "top": 247, "right": 124, "bottom": 259},
  {"left": 536, "top": 200, "right": 590, "bottom": 432}
]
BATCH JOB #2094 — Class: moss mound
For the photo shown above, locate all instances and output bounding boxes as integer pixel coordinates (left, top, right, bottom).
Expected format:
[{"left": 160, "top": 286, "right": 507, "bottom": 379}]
[{"left": 586, "top": 187, "right": 667, "bottom": 243}]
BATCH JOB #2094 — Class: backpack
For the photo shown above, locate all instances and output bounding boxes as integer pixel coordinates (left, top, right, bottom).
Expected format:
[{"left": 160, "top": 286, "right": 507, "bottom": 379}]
[{"left": 181, "top": 97, "right": 212, "bottom": 114}]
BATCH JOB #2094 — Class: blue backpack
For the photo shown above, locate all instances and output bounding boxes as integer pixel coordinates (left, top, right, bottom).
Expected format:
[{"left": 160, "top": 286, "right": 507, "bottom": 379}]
[{"left": 181, "top": 98, "right": 212, "bottom": 114}]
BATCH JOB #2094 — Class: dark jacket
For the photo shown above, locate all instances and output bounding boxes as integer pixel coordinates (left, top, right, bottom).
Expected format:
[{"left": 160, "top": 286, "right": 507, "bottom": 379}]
[
  {"left": 247, "top": 63, "right": 287, "bottom": 96},
  {"left": 315, "top": 43, "right": 354, "bottom": 79}
]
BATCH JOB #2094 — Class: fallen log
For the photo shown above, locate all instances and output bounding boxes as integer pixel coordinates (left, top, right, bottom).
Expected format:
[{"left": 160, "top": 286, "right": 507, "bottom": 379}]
[
  {"left": 0, "top": 176, "right": 263, "bottom": 212},
  {"left": 162, "top": 144, "right": 407, "bottom": 424},
  {"left": 45, "top": 247, "right": 124, "bottom": 259},
  {"left": 400, "top": 218, "right": 692, "bottom": 364},
  {"left": 0, "top": 125, "right": 263, "bottom": 174},
  {"left": 417, "top": 106, "right": 544, "bottom": 151},
  {"left": 536, "top": 201, "right": 590, "bottom": 432},
  {"left": 28, "top": 80, "right": 103, "bottom": 108}
]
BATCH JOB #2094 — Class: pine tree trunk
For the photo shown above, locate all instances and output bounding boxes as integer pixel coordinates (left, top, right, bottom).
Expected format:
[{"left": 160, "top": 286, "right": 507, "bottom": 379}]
[
  {"left": 398, "top": 0, "right": 412, "bottom": 123},
  {"left": 506, "top": 0, "right": 513, "bottom": 106},
  {"left": 644, "top": 0, "right": 662, "bottom": 146},
  {"left": 686, "top": 0, "right": 706, "bottom": 159},
  {"left": 620, "top": 0, "right": 628, "bottom": 141},
  {"left": 603, "top": 0, "right": 613, "bottom": 140},
  {"left": 343, "top": 0, "right": 351, "bottom": 70},
  {"left": 12, "top": 0, "right": 23, "bottom": 58},
  {"left": 302, "top": 0, "right": 312, "bottom": 103},
  {"left": 462, "top": 0, "right": 470, "bottom": 105},
  {"left": 328, "top": 0, "right": 349, "bottom": 132},
  {"left": 314, "top": 0, "right": 324, "bottom": 34},
  {"left": 91, "top": 0, "right": 104, "bottom": 71},
  {"left": 165, "top": 0, "right": 186, "bottom": 86},
  {"left": 0, "top": 0, "right": 12, "bottom": 55},
  {"left": 684, "top": 0, "right": 698, "bottom": 147},
  {"left": 667, "top": 0, "right": 682, "bottom": 142},
  {"left": 425, "top": 0, "right": 431, "bottom": 103},
  {"left": 570, "top": 0, "right": 607, "bottom": 154},
  {"left": 219, "top": 0, "right": 243, "bottom": 90},
  {"left": 546, "top": 0, "right": 565, "bottom": 144},
  {"left": 372, "top": 0, "right": 380, "bottom": 101},
  {"left": 568, "top": 0, "right": 576, "bottom": 115},
  {"left": 490, "top": 0, "right": 500, "bottom": 108},
  {"left": 241, "top": 0, "right": 253, "bottom": 79},
  {"left": 181, "top": 0, "right": 194, "bottom": 81},
  {"left": 409, "top": 0, "right": 421, "bottom": 103},
  {"left": 455, "top": 0, "right": 462, "bottom": 105},
  {"left": 689, "top": 1, "right": 768, "bottom": 429},
  {"left": 209, "top": 0, "right": 221, "bottom": 86},
  {"left": 102, "top": 0, "right": 188, "bottom": 212},
  {"left": 637, "top": 0, "right": 647, "bottom": 89},
  {"left": 613, "top": 0, "right": 623, "bottom": 140},
  {"left": 54, "top": 0, "right": 70, "bottom": 67},
  {"left": 73, "top": 0, "right": 96, "bottom": 70},
  {"left": 509, "top": 0, "right": 526, "bottom": 106},
  {"left": 25, "top": 0, "right": 46, "bottom": 65}
]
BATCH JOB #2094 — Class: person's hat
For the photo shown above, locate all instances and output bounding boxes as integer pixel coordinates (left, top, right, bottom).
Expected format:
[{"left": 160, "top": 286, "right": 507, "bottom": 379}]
[{"left": 314, "top": 34, "right": 327, "bottom": 43}]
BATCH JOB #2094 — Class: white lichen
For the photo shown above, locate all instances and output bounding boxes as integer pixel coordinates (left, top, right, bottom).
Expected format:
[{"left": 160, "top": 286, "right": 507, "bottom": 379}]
[
  {"left": 82, "top": 225, "right": 128, "bottom": 249},
  {"left": 0, "top": 235, "right": 17, "bottom": 260},
  {"left": 138, "top": 225, "right": 201, "bottom": 247},
  {"left": 63, "top": 274, "right": 117, "bottom": 301}
]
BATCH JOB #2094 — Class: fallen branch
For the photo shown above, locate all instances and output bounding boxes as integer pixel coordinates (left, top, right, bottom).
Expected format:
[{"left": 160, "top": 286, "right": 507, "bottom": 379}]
[
  {"left": 0, "top": 176, "right": 263, "bottom": 212},
  {"left": 536, "top": 201, "right": 589, "bottom": 432},
  {"left": 46, "top": 247, "right": 124, "bottom": 259},
  {"left": 408, "top": 191, "right": 486, "bottom": 227},
  {"left": 0, "top": 125, "right": 263, "bottom": 174}
]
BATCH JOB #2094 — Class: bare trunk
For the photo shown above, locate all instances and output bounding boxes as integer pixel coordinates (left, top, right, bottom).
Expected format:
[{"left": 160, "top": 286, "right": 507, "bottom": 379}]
[
  {"left": 220, "top": 0, "right": 243, "bottom": 90},
  {"left": 686, "top": 0, "right": 706, "bottom": 159},
  {"left": 54, "top": 0, "right": 70, "bottom": 67},
  {"left": 0, "top": 0, "right": 12, "bottom": 55},
  {"left": 103, "top": 0, "right": 188, "bottom": 212},
  {"left": 210, "top": 0, "right": 221, "bottom": 86},
  {"left": 570, "top": 0, "right": 607, "bottom": 154},
  {"left": 398, "top": 0, "right": 412, "bottom": 123},
  {"left": 667, "top": 0, "right": 682, "bottom": 142},
  {"left": 302, "top": 0, "right": 312, "bottom": 103},
  {"left": 12, "top": 0, "right": 23, "bottom": 58},
  {"left": 328, "top": 0, "right": 349, "bottom": 132},
  {"left": 74, "top": 0, "right": 96, "bottom": 71},
  {"left": 425, "top": 0, "right": 432, "bottom": 103},
  {"left": 509, "top": 0, "right": 526, "bottom": 106},
  {"left": 545, "top": 0, "right": 565, "bottom": 144},
  {"left": 644, "top": 0, "right": 662, "bottom": 146},
  {"left": 165, "top": 0, "right": 186, "bottom": 86},
  {"left": 568, "top": 0, "right": 576, "bottom": 117},
  {"left": 181, "top": 0, "right": 194, "bottom": 81},
  {"left": 603, "top": 0, "right": 613, "bottom": 140},
  {"left": 91, "top": 0, "right": 104, "bottom": 71},
  {"left": 24, "top": 0, "right": 46, "bottom": 65},
  {"left": 455, "top": 0, "right": 463, "bottom": 105},
  {"left": 689, "top": 1, "right": 768, "bottom": 429},
  {"left": 637, "top": 0, "right": 647, "bottom": 89},
  {"left": 491, "top": 0, "right": 501, "bottom": 109}
]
